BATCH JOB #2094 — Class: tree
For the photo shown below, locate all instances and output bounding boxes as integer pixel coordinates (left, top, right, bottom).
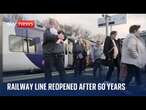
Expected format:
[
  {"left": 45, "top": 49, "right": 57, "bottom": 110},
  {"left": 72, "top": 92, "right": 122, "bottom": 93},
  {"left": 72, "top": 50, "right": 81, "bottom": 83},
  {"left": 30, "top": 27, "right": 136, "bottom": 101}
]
[
  {"left": 82, "top": 29, "right": 91, "bottom": 38},
  {"left": 41, "top": 17, "right": 92, "bottom": 38},
  {"left": 35, "top": 19, "right": 43, "bottom": 27},
  {"left": 91, "top": 33, "right": 105, "bottom": 43}
]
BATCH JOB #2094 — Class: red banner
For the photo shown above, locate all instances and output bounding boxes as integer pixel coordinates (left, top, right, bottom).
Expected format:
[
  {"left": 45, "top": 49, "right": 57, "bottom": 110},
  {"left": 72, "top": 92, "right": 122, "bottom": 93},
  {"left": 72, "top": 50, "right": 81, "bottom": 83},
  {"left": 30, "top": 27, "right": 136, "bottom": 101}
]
[{"left": 16, "top": 20, "right": 35, "bottom": 28}]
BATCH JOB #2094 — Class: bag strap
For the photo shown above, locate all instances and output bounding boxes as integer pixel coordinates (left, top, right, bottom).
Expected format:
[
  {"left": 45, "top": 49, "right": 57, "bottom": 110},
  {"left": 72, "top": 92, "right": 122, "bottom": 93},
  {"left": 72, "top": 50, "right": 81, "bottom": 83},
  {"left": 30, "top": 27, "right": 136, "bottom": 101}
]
[{"left": 107, "top": 47, "right": 114, "bottom": 54}]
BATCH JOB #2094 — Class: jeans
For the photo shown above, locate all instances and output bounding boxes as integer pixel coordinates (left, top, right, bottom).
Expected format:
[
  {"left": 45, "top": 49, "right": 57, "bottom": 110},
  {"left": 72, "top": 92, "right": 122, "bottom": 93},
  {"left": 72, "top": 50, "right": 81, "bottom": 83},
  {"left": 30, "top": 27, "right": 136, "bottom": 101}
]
[
  {"left": 105, "top": 58, "right": 120, "bottom": 82},
  {"left": 93, "top": 59, "right": 102, "bottom": 78},
  {"left": 74, "top": 58, "right": 85, "bottom": 76}
]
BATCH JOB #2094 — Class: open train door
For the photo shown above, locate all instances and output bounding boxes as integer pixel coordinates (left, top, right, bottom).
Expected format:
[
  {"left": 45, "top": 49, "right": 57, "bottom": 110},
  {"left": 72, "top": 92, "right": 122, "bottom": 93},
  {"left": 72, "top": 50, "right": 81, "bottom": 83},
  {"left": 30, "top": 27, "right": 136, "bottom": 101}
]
[
  {"left": 64, "top": 38, "right": 73, "bottom": 69},
  {"left": 0, "top": 15, "right": 3, "bottom": 83}
]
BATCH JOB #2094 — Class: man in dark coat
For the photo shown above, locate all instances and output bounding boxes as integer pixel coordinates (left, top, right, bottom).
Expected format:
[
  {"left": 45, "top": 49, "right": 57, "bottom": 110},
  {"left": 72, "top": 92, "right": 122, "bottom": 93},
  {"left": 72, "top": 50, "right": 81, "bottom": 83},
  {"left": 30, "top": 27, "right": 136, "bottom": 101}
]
[
  {"left": 103, "top": 31, "right": 121, "bottom": 82},
  {"left": 42, "top": 18, "right": 66, "bottom": 82}
]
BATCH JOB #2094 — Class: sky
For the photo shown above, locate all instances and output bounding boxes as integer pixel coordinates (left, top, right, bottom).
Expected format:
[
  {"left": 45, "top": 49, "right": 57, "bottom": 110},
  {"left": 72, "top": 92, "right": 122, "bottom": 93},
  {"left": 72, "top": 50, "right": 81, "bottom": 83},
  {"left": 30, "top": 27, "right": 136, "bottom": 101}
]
[{"left": 23, "top": 14, "right": 146, "bottom": 38}]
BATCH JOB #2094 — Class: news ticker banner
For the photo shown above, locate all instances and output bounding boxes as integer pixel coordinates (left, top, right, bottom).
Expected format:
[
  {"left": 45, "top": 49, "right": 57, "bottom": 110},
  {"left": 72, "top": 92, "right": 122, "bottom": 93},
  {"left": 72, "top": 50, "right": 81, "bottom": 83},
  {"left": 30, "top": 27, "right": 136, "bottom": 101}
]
[{"left": 0, "top": 82, "right": 144, "bottom": 96}]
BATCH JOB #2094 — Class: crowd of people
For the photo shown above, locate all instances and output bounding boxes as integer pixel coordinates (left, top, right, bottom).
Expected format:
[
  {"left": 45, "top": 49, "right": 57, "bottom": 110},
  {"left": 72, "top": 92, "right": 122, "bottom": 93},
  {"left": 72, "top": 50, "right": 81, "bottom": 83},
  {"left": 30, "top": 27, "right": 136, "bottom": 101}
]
[{"left": 42, "top": 18, "right": 146, "bottom": 88}]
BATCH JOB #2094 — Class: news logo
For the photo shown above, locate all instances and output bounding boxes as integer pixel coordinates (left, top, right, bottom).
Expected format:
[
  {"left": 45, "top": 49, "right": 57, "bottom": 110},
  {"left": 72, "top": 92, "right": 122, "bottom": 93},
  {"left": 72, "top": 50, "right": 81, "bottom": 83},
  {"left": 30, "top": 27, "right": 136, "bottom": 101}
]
[{"left": 16, "top": 20, "right": 35, "bottom": 28}]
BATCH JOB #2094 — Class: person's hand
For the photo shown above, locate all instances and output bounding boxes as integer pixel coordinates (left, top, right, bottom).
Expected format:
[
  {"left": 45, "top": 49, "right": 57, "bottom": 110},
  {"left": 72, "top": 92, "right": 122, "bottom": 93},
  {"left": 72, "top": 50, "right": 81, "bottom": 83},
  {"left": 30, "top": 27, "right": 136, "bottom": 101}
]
[
  {"left": 58, "top": 33, "right": 64, "bottom": 40},
  {"left": 56, "top": 39, "right": 60, "bottom": 44},
  {"left": 56, "top": 39, "right": 63, "bottom": 44}
]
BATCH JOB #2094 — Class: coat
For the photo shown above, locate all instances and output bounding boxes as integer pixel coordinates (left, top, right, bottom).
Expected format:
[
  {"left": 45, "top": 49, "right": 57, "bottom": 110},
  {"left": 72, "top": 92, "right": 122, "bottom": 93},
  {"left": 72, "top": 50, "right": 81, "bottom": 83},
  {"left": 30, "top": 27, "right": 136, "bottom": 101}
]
[
  {"left": 103, "top": 36, "right": 121, "bottom": 62},
  {"left": 121, "top": 34, "right": 146, "bottom": 68},
  {"left": 90, "top": 45, "right": 105, "bottom": 62},
  {"left": 42, "top": 28, "right": 66, "bottom": 56}
]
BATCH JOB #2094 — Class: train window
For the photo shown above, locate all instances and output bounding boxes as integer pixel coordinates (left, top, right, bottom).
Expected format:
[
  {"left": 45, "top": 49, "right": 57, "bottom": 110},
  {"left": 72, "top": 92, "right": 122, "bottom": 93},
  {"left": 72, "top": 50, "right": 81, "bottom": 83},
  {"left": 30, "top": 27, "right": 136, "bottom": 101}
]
[
  {"left": 9, "top": 35, "right": 23, "bottom": 52},
  {"left": 9, "top": 35, "right": 36, "bottom": 53}
]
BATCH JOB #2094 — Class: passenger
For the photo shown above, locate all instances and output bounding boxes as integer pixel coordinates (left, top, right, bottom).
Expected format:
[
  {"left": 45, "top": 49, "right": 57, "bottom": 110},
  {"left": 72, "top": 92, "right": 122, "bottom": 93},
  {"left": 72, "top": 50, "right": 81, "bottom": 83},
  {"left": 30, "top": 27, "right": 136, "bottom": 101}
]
[
  {"left": 91, "top": 40, "right": 104, "bottom": 80},
  {"left": 121, "top": 25, "right": 146, "bottom": 88},
  {"left": 42, "top": 18, "right": 67, "bottom": 83},
  {"left": 73, "top": 36, "right": 87, "bottom": 77},
  {"left": 103, "top": 31, "right": 121, "bottom": 82},
  {"left": 81, "top": 40, "right": 87, "bottom": 72}
]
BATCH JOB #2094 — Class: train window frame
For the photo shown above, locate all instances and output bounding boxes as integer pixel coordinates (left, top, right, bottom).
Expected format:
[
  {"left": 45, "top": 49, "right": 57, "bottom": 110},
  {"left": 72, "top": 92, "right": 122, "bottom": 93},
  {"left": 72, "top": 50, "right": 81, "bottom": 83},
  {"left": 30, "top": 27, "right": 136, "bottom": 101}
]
[
  {"left": 9, "top": 35, "right": 24, "bottom": 52},
  {"left": 27, "top": 38, "right": 37, "bottom": 54},
  {"left": 23, "top": 38, "right": 28, "bottom": 53},
  {"left": 9, "top": 35, "right": 37, "bottom": 54}
]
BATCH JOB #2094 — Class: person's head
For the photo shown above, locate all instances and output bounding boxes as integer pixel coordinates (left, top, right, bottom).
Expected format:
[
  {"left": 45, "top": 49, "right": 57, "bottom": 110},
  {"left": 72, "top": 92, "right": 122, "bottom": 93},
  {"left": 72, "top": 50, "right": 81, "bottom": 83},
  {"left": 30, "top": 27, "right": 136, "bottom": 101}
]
[
  {"left": 46, "top": 18, "right": 60, "bottom": 30},
  {"left": 110, "top": 31, "right": 117, "bottom": 39},
  {"left": 96, "top": 40, "right": 101, "bottom": 47},
  {"left": 129, "top": 25, "right": 141, "bottom": 37},
  {"left": 54, "top": 20, "right": 60, "bottom": 30},
  {"left": 58, "top": 30, "right": 65, "bottom": 35}
]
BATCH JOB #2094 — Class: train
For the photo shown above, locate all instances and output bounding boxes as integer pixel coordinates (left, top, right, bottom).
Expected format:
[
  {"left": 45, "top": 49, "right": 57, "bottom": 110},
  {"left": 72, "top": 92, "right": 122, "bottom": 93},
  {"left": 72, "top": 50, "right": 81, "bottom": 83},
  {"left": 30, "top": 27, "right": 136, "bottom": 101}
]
[
  {"left": 1, "top": 19, "right": 76, "bottom": 74},
  {"left": 1, "top": 18, "right": 96, "bottom": 74}
]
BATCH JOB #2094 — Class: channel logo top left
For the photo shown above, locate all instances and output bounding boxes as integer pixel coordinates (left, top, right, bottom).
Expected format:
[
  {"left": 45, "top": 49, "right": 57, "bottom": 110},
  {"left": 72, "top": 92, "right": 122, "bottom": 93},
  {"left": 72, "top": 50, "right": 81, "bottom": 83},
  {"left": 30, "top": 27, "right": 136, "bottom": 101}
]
[{"left": 16, "top": 20, "right": 35, "bottom": 28}]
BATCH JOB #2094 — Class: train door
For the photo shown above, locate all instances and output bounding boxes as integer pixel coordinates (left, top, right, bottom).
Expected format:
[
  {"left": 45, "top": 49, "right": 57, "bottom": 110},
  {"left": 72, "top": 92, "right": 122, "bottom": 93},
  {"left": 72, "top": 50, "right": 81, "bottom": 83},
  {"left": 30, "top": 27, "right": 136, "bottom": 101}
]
[
  {"left": 64, "top": 38, "right": 73, "bottom": 69},
  {"left": 64, "top": 39, "right": 68, "bottom": 68},
  {"left": 24, "top": 37, "right": 43, "bottom": 70},
  {"left": 25, "top": 28, "right": 44, "bottom": 71},
  {"left": 68, "top": 40, "right": 73, "bottom": 68}
]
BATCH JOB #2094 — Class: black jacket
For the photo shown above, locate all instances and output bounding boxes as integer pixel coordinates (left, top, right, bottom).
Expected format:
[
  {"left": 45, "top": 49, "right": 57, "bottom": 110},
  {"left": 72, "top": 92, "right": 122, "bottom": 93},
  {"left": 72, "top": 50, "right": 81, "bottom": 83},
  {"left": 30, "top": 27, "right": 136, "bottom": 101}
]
[
  {"left": 103, "top": 36, "right": 121, "bottom": 61},
  {"left": 42, "top": 28, "right": 65, "bottom": 55}
]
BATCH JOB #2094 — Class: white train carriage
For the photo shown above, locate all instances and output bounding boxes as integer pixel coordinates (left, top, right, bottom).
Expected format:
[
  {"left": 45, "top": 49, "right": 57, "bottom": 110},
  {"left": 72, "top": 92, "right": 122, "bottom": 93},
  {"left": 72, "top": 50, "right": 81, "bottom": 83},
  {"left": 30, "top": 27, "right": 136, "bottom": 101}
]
[{"left": 1, "top": 20, "right": 74, "bottom": 73}]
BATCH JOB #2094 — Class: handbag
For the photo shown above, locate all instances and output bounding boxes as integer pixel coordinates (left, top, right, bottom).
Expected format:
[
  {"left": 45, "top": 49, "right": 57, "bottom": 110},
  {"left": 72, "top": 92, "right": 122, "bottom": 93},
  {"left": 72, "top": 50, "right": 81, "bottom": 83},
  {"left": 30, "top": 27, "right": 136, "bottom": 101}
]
[{"left": 78, "top": 53, "right": 84, "bottom": 59}]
